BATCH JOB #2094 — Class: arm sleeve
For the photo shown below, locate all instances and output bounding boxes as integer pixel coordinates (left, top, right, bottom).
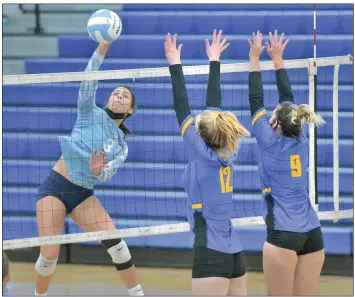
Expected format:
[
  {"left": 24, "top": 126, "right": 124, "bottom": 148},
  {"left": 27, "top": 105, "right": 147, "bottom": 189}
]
[
  {"left": 248, "top": 72, "right": 265, "bottom": 116},
  {"left": 249, "top": 72, "right": 279, "bottom": 149},
  {"left": 276, "top": 68, "right": 294, "bottom": 104},
  {"left": 95, "top": 147, "right": 127, "bottom": 182},
  {"left": 77, "top": 51, "right": 105, "bottom": 117},
  {"left": 206, "top": 61, "right": 222, "bottom": 110},
  {"left": 169, "top": 64, "right": 192, "bottom": 126}
]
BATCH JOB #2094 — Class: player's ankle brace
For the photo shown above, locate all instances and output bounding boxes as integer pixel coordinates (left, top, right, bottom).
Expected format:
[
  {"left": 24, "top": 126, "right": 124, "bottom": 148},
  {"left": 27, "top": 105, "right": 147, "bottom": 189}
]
[{"left": 102, "top": 238, "right": 134, "bottom": 271}]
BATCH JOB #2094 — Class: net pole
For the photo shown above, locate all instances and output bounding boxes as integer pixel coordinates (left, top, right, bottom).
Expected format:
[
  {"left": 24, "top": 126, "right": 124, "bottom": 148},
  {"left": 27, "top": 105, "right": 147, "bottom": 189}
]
[
  {"left": 333, "top": 64, "right": 340, "bottom": 222},
  {"left": 308, "top": 62, "right": 316, "bottom": 210},
  {"left": 312, "top": 4, "right": 319, "bottom": 211}
]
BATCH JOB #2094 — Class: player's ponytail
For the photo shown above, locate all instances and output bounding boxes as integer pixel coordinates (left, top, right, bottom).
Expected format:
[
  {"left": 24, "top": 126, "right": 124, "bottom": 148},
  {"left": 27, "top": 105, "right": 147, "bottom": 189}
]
[
  {"left": 276, "top": 103, "right": 325, "bottom": 139},
  {"left": 294, "top": 104, "right": 325, "bottom": 126},
  {"left": 198, "top": 110, "right": 250, "bottom": 155},
  {"left": 215, "top": 112, "right": 251, "bottom": 153}
]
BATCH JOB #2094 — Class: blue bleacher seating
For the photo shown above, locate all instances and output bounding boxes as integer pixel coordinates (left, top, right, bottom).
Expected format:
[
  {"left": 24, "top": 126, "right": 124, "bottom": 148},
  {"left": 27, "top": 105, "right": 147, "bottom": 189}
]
[
  {"left": 121, "top": 4, "right": 354, "bottom": 11},
  {"left": 58, "top": 35, "right": 354, "bottom": 60},
  {"left": 114, "top": 12, "right": 354, "bottom": 35},
  {"left": 3, "top": 107, "right": 354, "bottom": 138},
  {"left": 3, "top": 160, "right": 354, "bottom": 194},
  {"left": 3, "top": 4, "right": 353, "bottom": 255},
  {"left": 3, "top": 133, "right": 354, "bottom": 166},
  {"left": 3, "top": 187, "right": 353, "bottom": 220},
  {"left": 3, "top": 84, "right": 354, "bottom": 111}
]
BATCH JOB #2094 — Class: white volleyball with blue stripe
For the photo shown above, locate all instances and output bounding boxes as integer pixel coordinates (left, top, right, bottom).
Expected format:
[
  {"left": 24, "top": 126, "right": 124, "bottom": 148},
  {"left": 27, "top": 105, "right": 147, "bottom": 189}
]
[{"left": 87, "top": 9, "right": 122, "bottom": 44}]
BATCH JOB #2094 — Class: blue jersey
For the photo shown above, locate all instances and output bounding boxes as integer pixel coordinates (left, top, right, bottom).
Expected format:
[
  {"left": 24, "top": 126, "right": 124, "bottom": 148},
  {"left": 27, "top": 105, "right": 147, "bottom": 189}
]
[
  {"left": 59, "top": 51, "right": 128, "bottom": 189},
  {"left": 181, "top": 114, "right": 243, "bottom": 254},
  {"left": 252, "top": 107, "right": 320, "bottom": 232}
]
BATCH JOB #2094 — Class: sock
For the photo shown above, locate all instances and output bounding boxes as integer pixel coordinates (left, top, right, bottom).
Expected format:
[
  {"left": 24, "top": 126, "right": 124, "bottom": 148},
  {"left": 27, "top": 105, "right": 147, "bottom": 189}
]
[
  {"left": 127, "top": 284, "right": 144, "bottom": 296},
  {"left": 34, "top": 290, "right": 47, "bottom": 296}
]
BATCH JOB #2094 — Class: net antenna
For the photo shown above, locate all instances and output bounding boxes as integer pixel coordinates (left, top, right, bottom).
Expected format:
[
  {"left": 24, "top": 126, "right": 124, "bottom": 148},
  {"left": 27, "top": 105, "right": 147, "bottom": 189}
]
[
  {"left": 2, "top": 55, "right": 354, "bottom": 251},
  {"left": 309, "top": 3, "right": 318, "bottom": 212}
]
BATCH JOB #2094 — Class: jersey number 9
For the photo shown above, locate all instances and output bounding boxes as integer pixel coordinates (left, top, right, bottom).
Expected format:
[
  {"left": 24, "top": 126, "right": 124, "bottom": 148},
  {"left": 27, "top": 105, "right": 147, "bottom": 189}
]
[
  {"left": 290, "top": 154, "right": 302, "bottom": 177},
  {"left": 219, "top": 166, "right": 233, "bottom": 193}
]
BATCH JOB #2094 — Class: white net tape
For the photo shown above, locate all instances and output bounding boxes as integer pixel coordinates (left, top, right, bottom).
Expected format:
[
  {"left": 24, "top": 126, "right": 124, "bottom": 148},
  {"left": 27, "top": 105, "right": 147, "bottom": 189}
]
[{"left": 3, "top": 55, "right": 353, "bottom": 251}]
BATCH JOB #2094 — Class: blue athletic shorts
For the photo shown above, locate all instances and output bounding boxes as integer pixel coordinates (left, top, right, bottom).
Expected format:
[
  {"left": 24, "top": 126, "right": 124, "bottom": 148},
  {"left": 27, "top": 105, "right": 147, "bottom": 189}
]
[{"left": 36, "top": 169, "right": 94, "bottom": 214}]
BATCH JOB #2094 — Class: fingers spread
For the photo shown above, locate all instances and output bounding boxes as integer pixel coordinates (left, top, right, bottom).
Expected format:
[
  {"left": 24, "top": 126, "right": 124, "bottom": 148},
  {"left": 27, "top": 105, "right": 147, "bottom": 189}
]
[
  {"left": 173, "top": 33, "right": 177, "bottom": 47},
  {"left": 265, "top": 41, "right": 271, "bottom": 51},
  {"left": 220, "top": 36, "right": 228, "bottom": 47},
  {"left": 269, "top": 31, "right": 274, "bottom": 45},
  {"left": 178, "top": 44, "right": 183, "bottom": 54},
  {"left": 221, "top": 43, "right": 230, "bottom": 53},
  {"left": 217, "top": 30, "right": 222, "bottom": 43},
  {"left": 252, "top": 32, "right": 256, "bottom": 44},
  {"left": 282, "top": 39, "right": 290, "bottom": 49},
  {"left": 274, "top": 29, "right": 278, "bottom": 43},
  {"left": 279, "top": 32, "right": 284, "bottom": 45}
]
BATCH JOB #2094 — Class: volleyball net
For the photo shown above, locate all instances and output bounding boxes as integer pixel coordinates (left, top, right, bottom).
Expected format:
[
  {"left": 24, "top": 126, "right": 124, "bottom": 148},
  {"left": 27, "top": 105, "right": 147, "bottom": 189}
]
[{"left": 2, "top": 55, "right": 353, "bottom": 251}]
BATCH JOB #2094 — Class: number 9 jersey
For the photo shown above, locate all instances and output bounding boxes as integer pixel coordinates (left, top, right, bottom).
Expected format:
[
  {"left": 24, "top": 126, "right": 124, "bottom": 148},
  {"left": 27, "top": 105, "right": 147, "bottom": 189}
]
[
  {"left": 180, "top": 114, "right": 243, "bottom": 255},
  {"left": 252, "top": 107, "right": 321, "bottom": 233}
]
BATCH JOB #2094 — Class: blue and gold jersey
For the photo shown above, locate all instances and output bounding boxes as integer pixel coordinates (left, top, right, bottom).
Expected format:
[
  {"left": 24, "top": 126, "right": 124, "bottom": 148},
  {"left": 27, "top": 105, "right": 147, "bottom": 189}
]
[
  {"left": 252, "top": 108, "right": 320, "bottom": 232},
  {"left": 249, "top": 70, "right": 320, "bottom": 233},
  {"left": 169, "top": 62, "right": 243, "bottom": 254},
  {"left": 59, "top": 51, "right": 128, "bottom": 189},
  {"left": 181, "top": 114, "right": 243, "bottom": 254}
]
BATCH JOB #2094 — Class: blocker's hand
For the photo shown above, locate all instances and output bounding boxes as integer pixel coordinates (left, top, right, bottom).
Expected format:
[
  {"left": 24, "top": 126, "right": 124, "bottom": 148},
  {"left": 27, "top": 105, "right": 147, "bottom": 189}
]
[
  {"left": 265, "top": 29, "right": 289, "bottom": 62},
  {"left": 164, "top": 33, "right": 183, "bottom": 65},
  {"left": 248, "top": 30, "right": 265, "bottom": 60},
  {"left": 205, "top": 29, "right": 230, "bottom": 62}
]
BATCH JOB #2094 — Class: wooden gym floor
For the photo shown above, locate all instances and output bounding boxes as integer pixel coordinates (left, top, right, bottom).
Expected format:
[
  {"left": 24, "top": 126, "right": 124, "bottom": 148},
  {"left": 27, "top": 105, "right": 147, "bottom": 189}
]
[{"left": 8, "top": 262, "right": 354, "bottom": 296}]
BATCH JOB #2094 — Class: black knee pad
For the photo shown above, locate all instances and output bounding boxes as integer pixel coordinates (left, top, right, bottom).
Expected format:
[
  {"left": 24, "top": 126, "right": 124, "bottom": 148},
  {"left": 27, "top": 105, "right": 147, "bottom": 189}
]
[
  {"left": 102, "top": 238, "right": 134, "bottom": 271},
  {"left": 102, "top": 238, "right": 122, "bottom": 250}
]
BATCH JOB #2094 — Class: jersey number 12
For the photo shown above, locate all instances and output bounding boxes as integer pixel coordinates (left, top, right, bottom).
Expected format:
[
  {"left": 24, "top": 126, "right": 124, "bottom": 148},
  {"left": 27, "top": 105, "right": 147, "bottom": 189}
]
[
  {"left": 290, "top": 154, "right": 302, "bottom": 177},
  {"left": 219, "top": 166, "right": 233, "bottom": 193}
]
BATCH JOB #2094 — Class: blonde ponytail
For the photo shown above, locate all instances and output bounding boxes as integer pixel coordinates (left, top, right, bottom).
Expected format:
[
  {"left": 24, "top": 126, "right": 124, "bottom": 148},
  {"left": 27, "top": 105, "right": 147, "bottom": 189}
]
[
  {"left": 295, "top": 104, "right": 325, "bottom": 126},
  {"left": 198, "top": 110, "right": 250, "bottom": 155}
]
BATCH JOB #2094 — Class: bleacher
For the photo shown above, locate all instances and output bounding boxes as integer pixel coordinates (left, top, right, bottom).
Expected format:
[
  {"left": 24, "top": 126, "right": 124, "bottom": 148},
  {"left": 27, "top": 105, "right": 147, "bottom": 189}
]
[{"left": 3, "top": 4, "right": 354, "bottom": 256}]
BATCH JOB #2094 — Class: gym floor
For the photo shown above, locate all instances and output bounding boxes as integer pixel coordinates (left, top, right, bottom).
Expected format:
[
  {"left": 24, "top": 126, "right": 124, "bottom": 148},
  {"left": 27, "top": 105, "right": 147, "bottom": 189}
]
[{"left": 8, "top": 262, "right": 354, "bottom": 296}]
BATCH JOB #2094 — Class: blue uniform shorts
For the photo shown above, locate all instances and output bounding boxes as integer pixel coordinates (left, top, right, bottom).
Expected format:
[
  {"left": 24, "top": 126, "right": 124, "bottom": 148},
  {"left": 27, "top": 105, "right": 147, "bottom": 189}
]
[{"left": 36, "top": 169, "right": 94, "bottom": 214}]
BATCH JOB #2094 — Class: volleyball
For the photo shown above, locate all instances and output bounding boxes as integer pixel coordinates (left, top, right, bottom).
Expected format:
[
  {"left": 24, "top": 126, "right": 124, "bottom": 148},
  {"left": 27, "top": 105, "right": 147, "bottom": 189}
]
[{"left": 87, "top": 9, "right": 122, "bottom": 44}]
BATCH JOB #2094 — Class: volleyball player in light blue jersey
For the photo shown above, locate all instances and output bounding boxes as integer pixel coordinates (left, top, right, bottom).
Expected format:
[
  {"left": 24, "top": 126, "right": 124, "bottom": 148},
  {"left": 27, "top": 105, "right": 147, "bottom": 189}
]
[
  {"left": 34, "top": 44, "right": 144, "bottom": 296},
  {"left": 248, "top": 30, "right": 326, "bottom": 295}
]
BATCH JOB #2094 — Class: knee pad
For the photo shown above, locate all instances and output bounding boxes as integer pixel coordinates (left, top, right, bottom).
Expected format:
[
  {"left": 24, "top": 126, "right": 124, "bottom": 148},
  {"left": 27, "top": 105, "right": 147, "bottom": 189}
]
[
  {"left": 102, "top": 238, "right": 133, "bottom": 271},
  {"left": 35, "top": 254, "right": 58, "bottom": 277}
]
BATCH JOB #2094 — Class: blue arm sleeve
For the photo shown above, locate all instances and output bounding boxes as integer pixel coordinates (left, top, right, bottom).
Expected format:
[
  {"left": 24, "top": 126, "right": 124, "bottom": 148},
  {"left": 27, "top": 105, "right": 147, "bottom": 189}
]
[
  {"left": 95, "top": 146, "right": 128, "bottom": 182},
  {"left": 77, "top": 51, "right": 105, "bottom": 117}
]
